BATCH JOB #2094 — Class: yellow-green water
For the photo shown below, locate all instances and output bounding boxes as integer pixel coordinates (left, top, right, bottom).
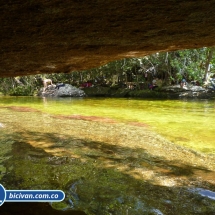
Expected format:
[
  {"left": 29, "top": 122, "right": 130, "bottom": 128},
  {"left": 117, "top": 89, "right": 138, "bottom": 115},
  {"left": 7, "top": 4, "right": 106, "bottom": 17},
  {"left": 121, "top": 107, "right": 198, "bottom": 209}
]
[
  {"left": 0, "top": 96, "right": 215, "bottom": 215},
  {"left": 1, "top": 96, "right": 214, "bottom": 154}
]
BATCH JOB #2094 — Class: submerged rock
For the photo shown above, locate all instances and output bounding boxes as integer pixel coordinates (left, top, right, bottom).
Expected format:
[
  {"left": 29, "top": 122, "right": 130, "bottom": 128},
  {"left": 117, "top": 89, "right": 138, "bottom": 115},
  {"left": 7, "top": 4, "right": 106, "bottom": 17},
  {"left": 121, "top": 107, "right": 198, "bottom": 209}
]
[
  {"left": 38, "top": 84, "right": 86, "bottom": 97},
  {"left": 191, "top": 188, "right": 215, "bottom": 201}
]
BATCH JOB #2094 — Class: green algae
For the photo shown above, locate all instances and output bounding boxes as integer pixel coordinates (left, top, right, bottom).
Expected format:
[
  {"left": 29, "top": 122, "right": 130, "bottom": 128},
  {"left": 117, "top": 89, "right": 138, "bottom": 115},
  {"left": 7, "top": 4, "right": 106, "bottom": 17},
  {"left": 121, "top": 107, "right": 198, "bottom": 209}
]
[
  {"left": 0, "top": 97, "right": 214, "bottom": 154},
  {"left": 0, "top": 97, "right": 215, "bottom": 214}
]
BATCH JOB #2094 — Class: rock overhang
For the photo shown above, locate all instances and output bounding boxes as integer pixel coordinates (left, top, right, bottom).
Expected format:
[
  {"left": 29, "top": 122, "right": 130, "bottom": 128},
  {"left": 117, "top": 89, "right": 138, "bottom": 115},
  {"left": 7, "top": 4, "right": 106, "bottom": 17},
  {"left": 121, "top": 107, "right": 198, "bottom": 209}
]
[{"left": 1, "top": 0, "right": 215, "bottom": 77}]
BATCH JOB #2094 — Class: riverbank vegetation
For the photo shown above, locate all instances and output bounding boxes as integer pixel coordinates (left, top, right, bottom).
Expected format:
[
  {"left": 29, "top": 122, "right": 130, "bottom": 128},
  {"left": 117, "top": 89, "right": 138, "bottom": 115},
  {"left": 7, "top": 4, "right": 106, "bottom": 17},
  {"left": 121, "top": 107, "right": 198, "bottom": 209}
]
[{"left": 1, "top": 47, "right": 215, "bottom": 97}]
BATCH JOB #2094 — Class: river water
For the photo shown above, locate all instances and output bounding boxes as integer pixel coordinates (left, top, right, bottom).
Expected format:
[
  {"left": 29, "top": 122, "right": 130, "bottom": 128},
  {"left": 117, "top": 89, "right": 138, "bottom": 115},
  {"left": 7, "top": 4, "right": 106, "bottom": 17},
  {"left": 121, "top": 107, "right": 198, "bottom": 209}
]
[{"left": 0, "top": 96, "right": 215, "bottom": 215}]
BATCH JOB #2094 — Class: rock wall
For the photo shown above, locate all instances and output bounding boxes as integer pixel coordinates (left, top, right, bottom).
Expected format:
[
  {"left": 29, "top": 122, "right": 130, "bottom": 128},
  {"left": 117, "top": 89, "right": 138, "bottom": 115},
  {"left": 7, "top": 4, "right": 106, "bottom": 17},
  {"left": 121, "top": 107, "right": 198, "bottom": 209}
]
[{"left": 1, "top": 0, "right": 215, "bottom": 77}]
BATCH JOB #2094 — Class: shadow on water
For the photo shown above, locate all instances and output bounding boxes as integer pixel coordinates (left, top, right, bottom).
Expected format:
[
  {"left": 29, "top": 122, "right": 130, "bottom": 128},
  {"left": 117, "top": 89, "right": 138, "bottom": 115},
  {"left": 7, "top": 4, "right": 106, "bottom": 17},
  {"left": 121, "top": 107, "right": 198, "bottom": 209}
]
[
  {"left": 0, "top": 202, "right": 86, "bottom": 215},
  {"left": 0, "top": 130, "right": 215, "bottom": 215}
]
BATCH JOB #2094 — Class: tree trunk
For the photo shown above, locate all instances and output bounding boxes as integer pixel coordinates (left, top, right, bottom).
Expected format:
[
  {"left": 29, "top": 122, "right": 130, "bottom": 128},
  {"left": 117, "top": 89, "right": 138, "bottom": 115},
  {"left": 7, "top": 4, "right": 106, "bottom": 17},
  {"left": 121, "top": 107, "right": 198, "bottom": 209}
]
[{"left": 204, "top": 47, "right": 215, "bottom": 81}]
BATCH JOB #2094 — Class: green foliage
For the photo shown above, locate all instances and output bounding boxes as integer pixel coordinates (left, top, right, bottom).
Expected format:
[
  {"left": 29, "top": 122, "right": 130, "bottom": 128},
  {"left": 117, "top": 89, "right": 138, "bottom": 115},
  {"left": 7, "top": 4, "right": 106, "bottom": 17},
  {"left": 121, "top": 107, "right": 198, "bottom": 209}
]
[
  {"left": 0, "top": 76, "right": 36, "bottom": 96},
  {"left": 9, "top": 85, "right": 34, "bottom": 96},
  {"left": 1, "top": 47, "right": 215, "bottom": 96},
  {"left": 79, "top": 47, "right": 215, "bottom": 86},
  {"left": 168, "top": 48, "right": 207, "bottom": 81}
]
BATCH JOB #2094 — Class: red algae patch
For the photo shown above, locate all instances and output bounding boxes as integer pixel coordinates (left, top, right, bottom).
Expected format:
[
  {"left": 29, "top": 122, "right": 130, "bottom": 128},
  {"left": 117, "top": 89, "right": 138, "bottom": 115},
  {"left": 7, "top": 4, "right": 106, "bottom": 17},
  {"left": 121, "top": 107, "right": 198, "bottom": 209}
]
[
  {"left": 53, "top": 115, "right": 150, "bottom": 127},
  {"left": 127, "top": 121, "right": 149, "bottom": 127},
  {"left": 53, "top": 114, "right": 117, "bottom": 124},
  {"left": 6, "top": 106, "right": 40, "bottom": 113}
]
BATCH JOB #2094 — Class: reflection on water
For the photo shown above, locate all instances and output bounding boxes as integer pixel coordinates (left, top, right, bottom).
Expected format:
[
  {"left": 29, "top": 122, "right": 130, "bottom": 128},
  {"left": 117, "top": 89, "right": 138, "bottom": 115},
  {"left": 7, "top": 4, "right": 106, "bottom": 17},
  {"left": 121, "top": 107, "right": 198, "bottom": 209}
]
[
  {"left": 194, "top": 188, "right": 215, "bottom": 200},
  {"left": 0, "top": 97, "right": 215, "bottom": 214}
]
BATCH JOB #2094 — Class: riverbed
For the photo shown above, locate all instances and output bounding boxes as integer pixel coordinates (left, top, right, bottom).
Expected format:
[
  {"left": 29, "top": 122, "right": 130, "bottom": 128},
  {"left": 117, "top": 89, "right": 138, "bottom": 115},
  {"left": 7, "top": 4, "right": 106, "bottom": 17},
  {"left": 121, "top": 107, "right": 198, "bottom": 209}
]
[{"left": 0, "top": 96, "right": 215, "bottom": 214}]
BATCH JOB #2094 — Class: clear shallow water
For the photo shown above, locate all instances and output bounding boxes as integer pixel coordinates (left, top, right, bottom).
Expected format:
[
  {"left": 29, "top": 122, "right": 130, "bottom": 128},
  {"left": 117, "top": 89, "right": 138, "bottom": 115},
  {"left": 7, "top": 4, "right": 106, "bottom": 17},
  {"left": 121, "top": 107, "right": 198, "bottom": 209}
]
[
  {"left": 0, "top": 96, "right": 215, "bottom": 215},
  {"left": 0, "top": 96, "right": 214, "bottom": 154}
]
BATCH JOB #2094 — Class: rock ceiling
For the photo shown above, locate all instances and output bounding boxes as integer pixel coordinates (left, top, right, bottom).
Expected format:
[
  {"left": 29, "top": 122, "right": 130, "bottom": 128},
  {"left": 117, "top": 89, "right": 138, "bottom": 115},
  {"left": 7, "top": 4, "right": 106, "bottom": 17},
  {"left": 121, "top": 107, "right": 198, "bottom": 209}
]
[{"left": 1, "top": 0, "right": 215, "bottom": 77}]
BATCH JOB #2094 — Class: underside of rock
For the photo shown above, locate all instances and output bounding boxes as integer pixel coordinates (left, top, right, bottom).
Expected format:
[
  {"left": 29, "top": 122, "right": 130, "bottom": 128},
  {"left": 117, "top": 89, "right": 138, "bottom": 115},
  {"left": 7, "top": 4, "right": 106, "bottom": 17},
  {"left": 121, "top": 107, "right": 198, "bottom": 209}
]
[{"left": 1, "top": 0, "right": 215, "bottom": 77}]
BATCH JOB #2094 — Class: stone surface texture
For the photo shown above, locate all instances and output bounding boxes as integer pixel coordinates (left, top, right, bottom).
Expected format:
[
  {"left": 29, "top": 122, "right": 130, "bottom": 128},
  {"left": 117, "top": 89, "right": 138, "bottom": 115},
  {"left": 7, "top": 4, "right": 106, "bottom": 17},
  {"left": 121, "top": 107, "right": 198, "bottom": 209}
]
[
  {"left": 1, "top": 0, "right": 215, "bottom": 77},
  {"left": 38, "top": 84, "right": 86, "bottom": 97}
]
